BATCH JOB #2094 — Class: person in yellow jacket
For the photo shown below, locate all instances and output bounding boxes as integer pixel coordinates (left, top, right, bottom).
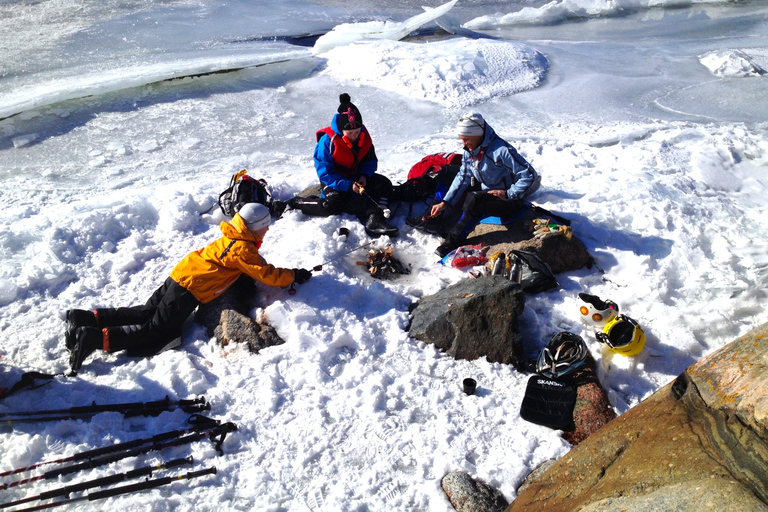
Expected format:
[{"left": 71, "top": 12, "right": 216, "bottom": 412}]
[{"left": 64, "top": 203, "right": 312, "bottom": 373}]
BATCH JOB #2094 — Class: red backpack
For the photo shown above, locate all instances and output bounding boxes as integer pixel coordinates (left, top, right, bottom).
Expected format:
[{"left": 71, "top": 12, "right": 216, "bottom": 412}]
[{"left": 394, "top": 153, "right": 462, "bottom": 202}]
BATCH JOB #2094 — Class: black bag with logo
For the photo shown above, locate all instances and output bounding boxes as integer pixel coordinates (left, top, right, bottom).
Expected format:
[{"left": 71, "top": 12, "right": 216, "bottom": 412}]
[{"left": 520, "top": 375, "right": 577, "bottom": 430}]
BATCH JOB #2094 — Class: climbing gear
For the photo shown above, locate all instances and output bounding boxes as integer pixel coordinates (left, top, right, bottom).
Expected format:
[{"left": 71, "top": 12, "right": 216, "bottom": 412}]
[
  {"left": 577, "top": 293, "right": 619, "bottom": 328},
  {"left": 0, "top": 396, "right": 210, "bottom": 427},
  {"left": 597, "top": 315, "right": 646, "bottom": 356},
  {"left": 535, "top": 332, "right": 589, "bottom": 379},
  {"left": 1, "top": 418, "right": 234, "bottom": 490},
  {"left": 0, "top": 457, "right": 194, "bottom": 510},
  {"left": 3, "top": 466, "right": 217, "bottom": 510}
]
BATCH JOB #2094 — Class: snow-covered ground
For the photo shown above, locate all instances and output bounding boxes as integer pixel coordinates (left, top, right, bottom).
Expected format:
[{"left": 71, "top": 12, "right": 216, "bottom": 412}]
[{"left": 1, "top": 0, "right": 767, "bottom": 510}]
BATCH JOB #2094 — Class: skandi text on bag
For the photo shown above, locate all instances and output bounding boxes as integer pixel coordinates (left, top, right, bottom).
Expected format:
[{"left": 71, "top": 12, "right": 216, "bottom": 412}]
[{"left": 520, "top": 375, "right": 577, "bottom": 430}]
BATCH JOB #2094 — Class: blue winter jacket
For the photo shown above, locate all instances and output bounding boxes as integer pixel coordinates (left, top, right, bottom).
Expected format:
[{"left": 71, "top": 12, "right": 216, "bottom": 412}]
[
  {"left": 314, "top": 113, "right": 377, "bottom": 194},
  {"left": 443, "top": 123, "right": 538, "bottom": 206}
]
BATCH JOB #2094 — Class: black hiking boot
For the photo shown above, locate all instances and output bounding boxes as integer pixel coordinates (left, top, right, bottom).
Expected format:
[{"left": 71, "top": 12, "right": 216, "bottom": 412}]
[
  {"left": 365, "top": 213, "right": 399, "bottom": 238},
  {"left": 65, "top": 309, "right": 96, "bottom": 351},
  {"left": 406, "top": 215, "right": 442, "bottom": 235},
  {"left": 270, "top": 200, "right": 288, "bottom": 218},
  {"left": 435, "top": 234, "right": 467, "bottom": 258},
  {"left": 69, "top": 326, "right": 102, "bottom": 373}
]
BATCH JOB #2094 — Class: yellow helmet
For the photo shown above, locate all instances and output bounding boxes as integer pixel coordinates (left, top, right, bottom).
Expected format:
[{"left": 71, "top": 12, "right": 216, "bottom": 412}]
[{"left": 596, "top": 315, "right": 645, "bottom": 356}]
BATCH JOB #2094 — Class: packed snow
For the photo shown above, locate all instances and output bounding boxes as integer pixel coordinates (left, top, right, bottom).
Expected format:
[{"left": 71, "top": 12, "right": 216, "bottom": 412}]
[{"left": 1, "top": 0, "right": 767, "bottom": 511}]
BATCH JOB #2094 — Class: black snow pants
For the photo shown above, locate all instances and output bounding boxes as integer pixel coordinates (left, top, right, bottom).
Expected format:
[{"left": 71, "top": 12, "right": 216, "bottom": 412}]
[{"left": 95, "top": 277, "right": 200, "bottom": 355}]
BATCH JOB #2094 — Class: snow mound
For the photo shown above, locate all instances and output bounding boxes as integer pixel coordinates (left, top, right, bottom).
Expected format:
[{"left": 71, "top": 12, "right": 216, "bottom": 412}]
[
  {"left": 322, "top": 38, "right": 547, "bottom": 107},
  {"left": 699, "top": 49, "right": 767, "bottom": 78},
  {"left": 464, "top": 0, "right": 735, "bottom": 28}
]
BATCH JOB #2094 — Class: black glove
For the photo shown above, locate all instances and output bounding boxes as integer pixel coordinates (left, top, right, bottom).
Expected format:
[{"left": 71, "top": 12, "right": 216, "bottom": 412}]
[{"left": 292, "top": 268, "right": 312, "bottom": 285}]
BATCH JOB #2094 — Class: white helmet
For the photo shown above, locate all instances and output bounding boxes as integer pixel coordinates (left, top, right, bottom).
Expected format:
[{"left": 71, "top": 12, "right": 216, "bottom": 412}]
[{"left": 577, "top": 293, "right": 618, "bottom": 329}]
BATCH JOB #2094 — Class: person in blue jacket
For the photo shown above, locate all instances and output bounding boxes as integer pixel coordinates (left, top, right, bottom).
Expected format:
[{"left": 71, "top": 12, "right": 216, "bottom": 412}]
[
  {"left": 288, "top": 93, "right": 398, "bottom": 238},
  {"left": 430, "top": 113, "right": 540, "bottom": 257}
]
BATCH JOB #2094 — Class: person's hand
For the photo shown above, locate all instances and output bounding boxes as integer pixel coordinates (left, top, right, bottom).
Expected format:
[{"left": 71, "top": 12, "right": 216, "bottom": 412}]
[
  {"left": 292, "top": 268, "right": 312, "bottom": 284},
  {"left": 357, "top": 176, "right": 367, "bottom": 188},
  {"left": 430, "top": 202, "right": 447, "bottom": 217},
  {"left": 488, "top": 189, "right": 507, "bottom": 199}
]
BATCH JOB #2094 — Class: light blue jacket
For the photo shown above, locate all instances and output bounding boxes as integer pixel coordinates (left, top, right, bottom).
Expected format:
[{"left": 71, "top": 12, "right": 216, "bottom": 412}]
[{"left": 443, "top": 123, "right": 538, "bottom": 206}]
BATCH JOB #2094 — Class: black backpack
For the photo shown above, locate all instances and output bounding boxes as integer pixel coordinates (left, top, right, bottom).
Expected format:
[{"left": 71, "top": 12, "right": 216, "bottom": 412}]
[
  {"left": 510, "top": 250, "right": 558, "bottom": 293},
  {"left": 218, "top": 169, "right": 272, "bottom": 217}
]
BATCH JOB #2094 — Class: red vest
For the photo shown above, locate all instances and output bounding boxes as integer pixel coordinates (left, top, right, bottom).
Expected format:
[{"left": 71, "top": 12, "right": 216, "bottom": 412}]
[{"left": 316, "top": 126, "right": 373, "bottom": 178}]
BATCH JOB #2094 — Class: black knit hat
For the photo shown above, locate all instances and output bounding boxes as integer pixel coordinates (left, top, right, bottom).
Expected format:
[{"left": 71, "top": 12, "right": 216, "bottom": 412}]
[{"left": 337, "top": 93, "right": 362, "bottom": 130}]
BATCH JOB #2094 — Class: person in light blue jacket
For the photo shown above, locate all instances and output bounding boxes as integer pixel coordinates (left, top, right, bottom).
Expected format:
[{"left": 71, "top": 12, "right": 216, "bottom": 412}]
[{"left": 430, "top": 113, "right": 539, "bottom": 256}]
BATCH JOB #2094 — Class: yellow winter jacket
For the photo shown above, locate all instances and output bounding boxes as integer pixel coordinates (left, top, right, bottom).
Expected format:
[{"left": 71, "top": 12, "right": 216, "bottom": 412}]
[{"left": 170, "top": 214, "right": 295, "bottom": 304}]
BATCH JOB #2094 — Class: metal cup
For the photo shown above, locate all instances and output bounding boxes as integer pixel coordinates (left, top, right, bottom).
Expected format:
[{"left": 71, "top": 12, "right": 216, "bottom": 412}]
[{"left": 463, "top": 378, "right": 477, "bottom": 396}]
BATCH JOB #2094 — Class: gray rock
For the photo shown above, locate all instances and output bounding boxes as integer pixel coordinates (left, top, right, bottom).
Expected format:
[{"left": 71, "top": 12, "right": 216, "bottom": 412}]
[
  {"left": 442, "top": 472, "right": 509, "bottom": 512},
  {"left": 409, "top": 276, "right": 525, "bottom": 366},
  {"left": 195, "top": 275, "right": 285, "bottom": 353}
]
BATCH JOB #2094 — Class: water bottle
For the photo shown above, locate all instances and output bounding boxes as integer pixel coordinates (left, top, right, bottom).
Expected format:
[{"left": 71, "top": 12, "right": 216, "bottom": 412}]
[
  {"left": 510, "top": 255, "right": 521, "bottom": 284},
  {"left": 492, "top": 252, "right": 506, "bottom": 276}
]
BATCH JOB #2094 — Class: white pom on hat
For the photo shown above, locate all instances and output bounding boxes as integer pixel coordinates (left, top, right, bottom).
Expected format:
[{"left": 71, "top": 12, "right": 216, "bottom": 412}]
[
  {"left": 457, "top": 113, "right": 485, "bottom": 137},
  {"left": 237, "top": 203, "right": 271, "bottom": 231}
]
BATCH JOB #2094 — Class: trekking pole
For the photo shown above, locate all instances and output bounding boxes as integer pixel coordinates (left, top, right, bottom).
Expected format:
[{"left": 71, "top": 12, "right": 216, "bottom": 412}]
[
  {"left": 0, "top": 457, "right": 194, "bottom": 510},
  {"left": 8, "top": 467, "right": 217, "bottom": 512},
  {"left": 311, "top": 241, "right": 374, "bottom": 272},
  {"left": 1, "top": 396, "right": 207, "bottom": 420},
  {"left": 0, "top": 397, "right": 210, "bottom": 426},
  {"left": 1, "top": 417, "right": 230, "bottom": 482},
  {"left": 0, "top": 415, "right": 218, "bottom": 478},
  {"left": 1, "top": 422, "right": 234, "bottom": 491}
]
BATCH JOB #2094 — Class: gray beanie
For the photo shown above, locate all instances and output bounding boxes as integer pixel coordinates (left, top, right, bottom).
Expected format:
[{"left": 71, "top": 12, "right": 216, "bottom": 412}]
[
  {"left": 457, "top": 113, "right": 485, "bottom": 137},
  {"left": 237, "top": 202, "right": 271, "bottom": 231}
]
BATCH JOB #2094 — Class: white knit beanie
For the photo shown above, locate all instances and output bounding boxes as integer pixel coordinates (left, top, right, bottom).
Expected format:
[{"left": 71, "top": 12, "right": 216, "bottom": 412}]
[
  {"left": 237, "top": 203, "right": 271, "bottom": 231},
  {"left": 456, "top": 113, "right": 486, "bottom": 137}
]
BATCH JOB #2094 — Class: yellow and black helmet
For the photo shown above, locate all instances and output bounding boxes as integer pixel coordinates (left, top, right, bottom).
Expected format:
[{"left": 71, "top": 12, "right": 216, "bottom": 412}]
[{"left": 596, "top": 315, "right": 645, "bottom": 356}]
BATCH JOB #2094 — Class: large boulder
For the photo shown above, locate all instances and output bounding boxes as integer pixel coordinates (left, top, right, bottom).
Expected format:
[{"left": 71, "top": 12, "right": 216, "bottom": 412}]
[
  {"left": 408, "top": 276, "right": 525, "bottom": 366},
  {"left": 505, "top": 322, "right": 768, "bottom": 512},
  {"left": 469, "top": 208, "right": 592, "bottom": 274}
]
